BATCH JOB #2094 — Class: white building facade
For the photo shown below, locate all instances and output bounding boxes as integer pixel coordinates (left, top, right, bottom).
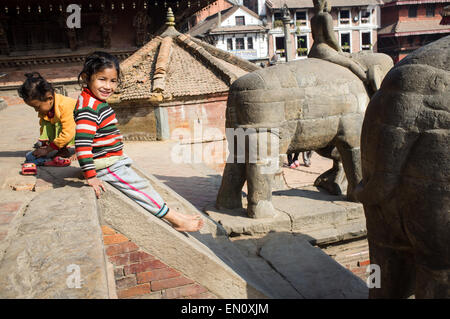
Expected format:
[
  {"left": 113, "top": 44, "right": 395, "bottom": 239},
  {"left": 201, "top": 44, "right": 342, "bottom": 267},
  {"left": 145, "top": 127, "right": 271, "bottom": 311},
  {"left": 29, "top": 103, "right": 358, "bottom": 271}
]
[
  {"left": 189, "top": 5, "right": 269, "bottom": 63},
  {"left": 266, "top": 0, "right": 382, "bottom": 62}
]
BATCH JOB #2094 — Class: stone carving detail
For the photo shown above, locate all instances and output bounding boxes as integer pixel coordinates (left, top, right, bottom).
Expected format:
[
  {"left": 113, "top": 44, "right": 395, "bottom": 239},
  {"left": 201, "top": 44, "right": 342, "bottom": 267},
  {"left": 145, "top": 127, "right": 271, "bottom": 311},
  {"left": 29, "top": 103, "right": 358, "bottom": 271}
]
[
  {"left": 133, "top": 11, "right": 151, "bottom": 47},
  {"left": 355, "top": 36, "right": 450, "bottom": 298},
  {"left": 100, "top": 12, "right": 115, "bottom": 48},
  {"left": 0, "top": 19, "right": 10, "bottom": 55},
  {"left": 66, "top": 28, "right": 78, "bottom": 51},
  {"left": 309, "top": 0, "right": 383, "bottom": 95}
]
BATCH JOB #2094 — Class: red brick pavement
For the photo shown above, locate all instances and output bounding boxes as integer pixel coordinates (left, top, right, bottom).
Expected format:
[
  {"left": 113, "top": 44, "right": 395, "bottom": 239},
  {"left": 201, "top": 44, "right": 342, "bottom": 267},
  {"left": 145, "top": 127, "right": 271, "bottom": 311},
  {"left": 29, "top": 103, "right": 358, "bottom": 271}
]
[
  {"left": 321, "top": 239, "right": 371, "bottom": 283},
  {"left": 101, "top": 225, "right": 218, "bottom": 299}
]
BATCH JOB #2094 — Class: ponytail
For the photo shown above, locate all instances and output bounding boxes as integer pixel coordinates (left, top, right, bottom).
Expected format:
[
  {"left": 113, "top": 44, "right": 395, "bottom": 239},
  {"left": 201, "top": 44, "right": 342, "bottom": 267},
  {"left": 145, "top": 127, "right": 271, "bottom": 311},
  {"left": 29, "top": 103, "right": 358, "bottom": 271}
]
[{"left": 17, "top": 72, "right": 54, "bottom": 102}]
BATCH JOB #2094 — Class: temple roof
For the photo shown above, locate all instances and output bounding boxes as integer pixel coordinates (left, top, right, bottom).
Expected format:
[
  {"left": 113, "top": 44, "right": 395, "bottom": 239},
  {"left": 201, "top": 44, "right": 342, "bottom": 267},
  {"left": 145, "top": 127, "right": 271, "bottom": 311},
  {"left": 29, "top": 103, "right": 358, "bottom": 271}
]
[{"left": 110, "top": 8, "right": 259, "bottom": 104}]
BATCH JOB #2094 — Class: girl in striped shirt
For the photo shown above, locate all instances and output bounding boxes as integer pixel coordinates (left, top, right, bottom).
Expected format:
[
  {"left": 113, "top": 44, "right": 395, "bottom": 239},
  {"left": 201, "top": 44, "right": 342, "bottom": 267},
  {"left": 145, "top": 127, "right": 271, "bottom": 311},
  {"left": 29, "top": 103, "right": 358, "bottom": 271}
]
[{"left": 75, "top": 51, "right": 203, "bottom": 232}]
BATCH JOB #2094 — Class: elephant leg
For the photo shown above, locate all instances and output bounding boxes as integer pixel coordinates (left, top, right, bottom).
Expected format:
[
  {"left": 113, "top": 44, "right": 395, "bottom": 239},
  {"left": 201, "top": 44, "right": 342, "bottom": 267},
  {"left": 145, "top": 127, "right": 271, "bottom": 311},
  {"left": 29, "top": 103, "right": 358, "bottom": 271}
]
[
  {"left": 335, "top": 141, "right": 362, "bottom": 201},
  {"left": 367, "top": 241, "right": 416, "bottom": 298},
  {"left": 216, "top": 162, "right": 246, "bottom": 210},
  {"left": 314, "top": 146, "right": 347, "bottom": 196},
  {"left": 365, "top": 205, "right": 416, "bottom": 299},
  {"left": 314, "top": 159, "right": 347, "bottom": 196},
  {"left": 415, "top": 265, "right": 450, "bottom": 298},
  {"left": 246, "top": 162, "right": 276, "bottom": 218},
  {"left": 401, "top": 183, "right": 450, "bottom": 298}
]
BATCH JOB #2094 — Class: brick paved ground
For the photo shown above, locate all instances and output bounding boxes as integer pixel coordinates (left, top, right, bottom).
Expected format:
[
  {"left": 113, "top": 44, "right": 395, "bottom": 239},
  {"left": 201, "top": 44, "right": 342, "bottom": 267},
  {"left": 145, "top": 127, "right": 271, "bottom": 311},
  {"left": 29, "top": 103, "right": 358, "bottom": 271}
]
[
  {"left": 101, "top": 225, "right": 218, "bottom": 299},
  {"left": 321, "top": 239, "right": 371, "bottom": 283}
]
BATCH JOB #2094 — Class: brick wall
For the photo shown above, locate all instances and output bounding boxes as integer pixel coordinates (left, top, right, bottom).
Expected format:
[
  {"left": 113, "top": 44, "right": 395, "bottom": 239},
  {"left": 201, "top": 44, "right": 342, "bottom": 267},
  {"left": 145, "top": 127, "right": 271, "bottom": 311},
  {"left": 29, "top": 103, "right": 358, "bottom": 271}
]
[
  {"left": 194, "top": 0, "right": 234, "bottom": 25},
  {"left": 322, "top": 240, "right": 371, "bottom": 283},
  {"left": 398, "top": 4, "right": 446, "bottom": 22},
  {"left": 165, "top": 94, "right": 228, "bottom": 142},
  {"left": 114, "top": 104, "right": 158, "bottom": 141},
  {"left": 101, "top": 225, "right": 218, "bottom": 299}
]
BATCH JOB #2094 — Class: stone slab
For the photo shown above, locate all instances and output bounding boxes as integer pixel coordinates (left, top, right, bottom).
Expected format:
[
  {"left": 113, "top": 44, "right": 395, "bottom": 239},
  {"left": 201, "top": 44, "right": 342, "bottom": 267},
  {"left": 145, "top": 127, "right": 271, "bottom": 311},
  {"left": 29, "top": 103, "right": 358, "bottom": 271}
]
[
  {"left": 259, "top": 233, "right": 368, "bottom": 299},
  {"left": 205, "top": 185, "right": 366, "bottom": 244},
  {"left": 0, "top": 186, "right": 111, "bottom": 298},
  {"left": 229, "top": 237, "right": 304, "bottom": 299},
  {"left": 272, "top": 186, "right": 363, "bottom": 229},
  {"left": 204, "top": 205, "right": 292, "bottom": 236}
]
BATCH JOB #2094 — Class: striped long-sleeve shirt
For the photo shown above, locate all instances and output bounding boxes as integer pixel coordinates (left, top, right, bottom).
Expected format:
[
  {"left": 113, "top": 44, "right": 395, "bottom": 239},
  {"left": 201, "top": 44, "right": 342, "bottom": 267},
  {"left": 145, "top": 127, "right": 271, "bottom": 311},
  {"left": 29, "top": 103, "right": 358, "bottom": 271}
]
[{"left": 74, "top": 88, "right": 123, "bottom": 179}]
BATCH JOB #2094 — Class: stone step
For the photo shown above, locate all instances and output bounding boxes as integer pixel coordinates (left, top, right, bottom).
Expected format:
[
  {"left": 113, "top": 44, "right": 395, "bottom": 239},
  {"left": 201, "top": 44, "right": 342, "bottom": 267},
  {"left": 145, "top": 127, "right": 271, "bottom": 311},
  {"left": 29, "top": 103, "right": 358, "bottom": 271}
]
[
  {"left": 0, "top": 186, "right": 114, "bottom": 298},
  {"left": 256, "top": 233, "right": 368, "bottom": 299},
  {"left": 205, "top": 186, "right": 367, "bottom": 245}
]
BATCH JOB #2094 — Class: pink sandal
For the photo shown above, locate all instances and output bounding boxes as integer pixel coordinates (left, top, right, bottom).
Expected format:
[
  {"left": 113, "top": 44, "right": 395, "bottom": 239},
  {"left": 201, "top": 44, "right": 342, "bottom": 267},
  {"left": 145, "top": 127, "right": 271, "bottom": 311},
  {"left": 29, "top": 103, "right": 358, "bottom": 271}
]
[
  {"left": 44, "top": 156, "right": 71, "bottom": 167},
  {"left": 21, "top": 163, "right": 37, "bottom": 175}
]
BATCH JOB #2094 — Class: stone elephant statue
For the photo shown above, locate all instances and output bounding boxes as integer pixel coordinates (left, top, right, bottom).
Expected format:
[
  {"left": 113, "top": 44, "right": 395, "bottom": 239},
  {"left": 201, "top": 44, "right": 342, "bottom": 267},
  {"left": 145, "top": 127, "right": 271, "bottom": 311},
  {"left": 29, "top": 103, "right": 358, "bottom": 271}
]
[
  {"left": 216, "top": 53, "right": 393, "bottom": 218},
  {"left": 355, "top": 36, "right": 449, "bottom": 298}
]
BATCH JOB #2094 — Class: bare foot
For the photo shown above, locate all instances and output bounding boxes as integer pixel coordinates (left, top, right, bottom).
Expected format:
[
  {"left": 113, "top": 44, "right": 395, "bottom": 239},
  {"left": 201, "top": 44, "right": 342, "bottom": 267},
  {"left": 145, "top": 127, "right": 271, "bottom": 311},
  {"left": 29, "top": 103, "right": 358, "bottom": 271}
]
[{"left": 163, "top": 210, "right": 204, "bottom": 232}]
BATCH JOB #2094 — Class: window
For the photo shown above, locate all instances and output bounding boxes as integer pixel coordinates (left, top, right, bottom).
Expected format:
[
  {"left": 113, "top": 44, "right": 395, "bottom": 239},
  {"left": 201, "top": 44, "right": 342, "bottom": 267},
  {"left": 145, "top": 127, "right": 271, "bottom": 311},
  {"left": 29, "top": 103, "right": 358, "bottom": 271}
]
[
  {"left": 235, "top": 16, "right": 245, "bottom": 26},
  {"left": 340, "top": 33, "right": 351, "bottom": 53},
  {"left": 361, "top": 32, "right": 371, "bottom": 50},
  {"left": 408, "top": 5, "right": 417, "bottom": 18},
  {"left": 297, "top": 35, "right": 308, "bottom": 57},
  {"left": 227, "top": 38, "right": 233, "bottom": 50},
  {"left": 247, "top": 37, "right": 253, "bottom": 49},
  {"left": 296, "top": 11, "right": 307, "bottom": 26},
  {"left": 273, "top": 12, "right": 284, "bottom": 28},
  {"left": 360, "top": 10, "right": 371, "bottom": 24},
  {"left": 426, "top": 4, "right": 435, "bottom": 17},
  {"left": 275, "top": 36, "right": 286, "bottom": 57},
  {"left": 339, "top": 10, "right": 350, "bottom": 25},
  {"left": 236, "top": 38, "right": 245, "bottom": 50}
]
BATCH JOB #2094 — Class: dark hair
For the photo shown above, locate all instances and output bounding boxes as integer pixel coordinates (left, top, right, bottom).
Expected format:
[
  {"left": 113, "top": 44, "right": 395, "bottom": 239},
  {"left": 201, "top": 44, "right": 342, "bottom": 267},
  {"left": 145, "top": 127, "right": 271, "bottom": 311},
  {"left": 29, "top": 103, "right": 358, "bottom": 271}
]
[
  {"left": 17, "top": 72, "right": 54, "bottom": 102},
  {"left": 78, "top": 51, "right": 121, "bottom": 87}
]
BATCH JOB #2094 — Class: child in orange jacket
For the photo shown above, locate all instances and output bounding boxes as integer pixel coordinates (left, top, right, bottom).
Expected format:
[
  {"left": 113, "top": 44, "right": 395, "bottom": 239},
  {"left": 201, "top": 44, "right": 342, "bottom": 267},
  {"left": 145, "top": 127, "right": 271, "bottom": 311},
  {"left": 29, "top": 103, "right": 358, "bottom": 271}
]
[{"left": 18, "top": 72, "right": 77, "bottom": 167}]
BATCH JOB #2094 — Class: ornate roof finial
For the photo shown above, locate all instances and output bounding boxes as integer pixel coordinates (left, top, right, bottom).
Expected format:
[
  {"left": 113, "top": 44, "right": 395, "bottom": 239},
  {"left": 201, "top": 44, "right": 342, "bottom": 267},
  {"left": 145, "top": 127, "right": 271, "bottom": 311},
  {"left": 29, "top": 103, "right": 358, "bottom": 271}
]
[{"left": 166, "top": 7, "right": 175, "bottom": 27}]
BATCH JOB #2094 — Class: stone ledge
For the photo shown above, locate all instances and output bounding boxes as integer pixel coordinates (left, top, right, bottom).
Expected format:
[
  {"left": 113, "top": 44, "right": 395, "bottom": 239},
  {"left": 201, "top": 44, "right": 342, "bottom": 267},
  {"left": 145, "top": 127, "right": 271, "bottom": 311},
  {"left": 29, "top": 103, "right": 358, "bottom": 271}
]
[
  {"left": 258, "top": 233, "right": 368, "bottom": 299},
  {"left": 0, "top": 186, "right": 111, "bottom": 298},
  {"left": 206, "top": 186, "right": 367, "bottom": 245}
]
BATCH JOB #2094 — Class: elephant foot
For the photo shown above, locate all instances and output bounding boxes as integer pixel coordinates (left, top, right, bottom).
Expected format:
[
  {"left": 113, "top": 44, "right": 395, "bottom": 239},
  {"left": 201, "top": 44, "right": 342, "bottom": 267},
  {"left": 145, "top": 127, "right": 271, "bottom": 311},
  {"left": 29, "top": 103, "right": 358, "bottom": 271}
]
[
  {"left": 247, "top": 200, "right": 277, "bottom": 219},
  {"left": 315, "top": 178, "right": 343, "bottom": 196},
  {"left": 314, "top": 165, "right": 347, "bottom": 196},
  {"left": 216, "top": 194, "right": 243, "bottom": 211},
  {"left": 346, "top": 191, "right": 359, "bottom": 203}
]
